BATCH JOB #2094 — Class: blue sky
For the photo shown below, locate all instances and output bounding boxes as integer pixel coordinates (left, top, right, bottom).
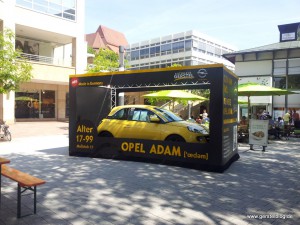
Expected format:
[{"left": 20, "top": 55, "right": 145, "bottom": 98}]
[{"left": 85, "top": 0, "right": 300, "bottom": 50}]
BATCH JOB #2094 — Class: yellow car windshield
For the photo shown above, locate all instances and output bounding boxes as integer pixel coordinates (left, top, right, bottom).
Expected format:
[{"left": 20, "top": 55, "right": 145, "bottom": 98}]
[{"left": 154, "top": 108, "right": 183, "bottom": 122}]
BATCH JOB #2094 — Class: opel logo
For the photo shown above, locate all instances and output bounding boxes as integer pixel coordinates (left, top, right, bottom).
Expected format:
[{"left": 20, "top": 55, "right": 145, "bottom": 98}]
[{"left": 197, "top": 69, "right": 208, "bottom": 78}]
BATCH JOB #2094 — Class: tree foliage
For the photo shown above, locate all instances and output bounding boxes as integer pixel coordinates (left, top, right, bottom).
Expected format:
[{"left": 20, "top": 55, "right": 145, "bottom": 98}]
[
  {"left": 168, "top": 63, "right": 183, "bottom": 68},
  {"left": 87, "top": 46, "right": 96, "bottom": 54},
  {"left": 0, "top": 29, "right": 32, "bottom": 94},
  {"left": 88, "top": 48, "right": 119, "bottom": 72},
  {"left": 87, "top": 48, "right": 131, "bottom": 72}
]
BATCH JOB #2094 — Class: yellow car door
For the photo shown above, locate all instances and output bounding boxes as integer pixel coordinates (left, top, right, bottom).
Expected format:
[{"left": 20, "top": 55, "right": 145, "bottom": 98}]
[{"left": 122, "top": 108, "right": 162, "bottom": 140}]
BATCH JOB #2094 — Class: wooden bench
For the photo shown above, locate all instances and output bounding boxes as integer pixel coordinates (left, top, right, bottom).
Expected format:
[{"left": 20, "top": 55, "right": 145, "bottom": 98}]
[{"left": 1, "top": 165, "right": 46, "bottom": 218}]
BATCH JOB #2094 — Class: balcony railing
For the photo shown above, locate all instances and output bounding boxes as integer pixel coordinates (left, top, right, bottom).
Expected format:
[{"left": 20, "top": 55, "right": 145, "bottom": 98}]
[{"left": 20, "top": 53, "right": 72, "bottom": 67}]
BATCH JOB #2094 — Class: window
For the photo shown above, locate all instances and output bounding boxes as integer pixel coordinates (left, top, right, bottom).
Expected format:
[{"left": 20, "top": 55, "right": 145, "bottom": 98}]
[
  {"left": 16, "top": 0, "right": 77, "bottom": 21},
  {"left": 15, "top": 90, "right": 55, "bottom": 119},
  {"left": 288, "top": 74, "right": 300, "bottom": 90},
  {"left": 161, "top": 43, "right": 171, "bottom": 52},
  {"left": 131, "top": 50, "right": 139, "bottom": 60},
  {"left": 198, "top": 42, "right": 206, "bottom": 51},
  {"left": 110, "top": 108, "right": 127, "bottom": 120},
  {"left": 41, "top": 90, "right": 55, "bottom": 118},
  {"left": 140, "top": 48, "right": 149, "bottom": 59},
  {"left": 274, "top": 60, "right": 286, "bottom": 75},
  {"left": 15, "top": 92, "right": 40, "bottom": 119},
  {"left": 288, "top": 58, "right": 300, "bottom": 75},
  {"left": 185, "top": 40, "right": 192, "bottom": 51},
  {"left": 172, "top": 41, "right": 184, "bottom": 51},
  {"left": 130, "top": 109, "right": 154, "bottom": 122},
  {"left": 150, "top": 46, "right": 160, "bottom": 56},
  {"left": 206, "top": 44, "right": 215, "bottom": 54},
  {"left": 274, "top": 77, "right": 286, "bottom": 89}
]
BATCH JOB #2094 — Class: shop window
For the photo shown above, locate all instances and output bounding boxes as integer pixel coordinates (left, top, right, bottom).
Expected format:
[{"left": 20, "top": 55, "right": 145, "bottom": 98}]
[
  {"left": 15, "top": 92, "right": 40, "bottom": 118},
  {"left": 41, "top": 90, "right": 55, "bottom": 118}
]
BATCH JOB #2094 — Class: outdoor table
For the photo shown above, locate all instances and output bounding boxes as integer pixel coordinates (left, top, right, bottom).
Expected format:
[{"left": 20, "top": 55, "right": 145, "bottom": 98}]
[{"left": 0, "top": 157, "right": 10, "bottom": 204}]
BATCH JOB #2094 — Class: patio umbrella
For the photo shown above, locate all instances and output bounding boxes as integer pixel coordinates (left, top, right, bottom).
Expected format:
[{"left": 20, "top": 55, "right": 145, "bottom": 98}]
[
  {"left": 143, "top": 90, "right": 208, "bottom": 111},
  {"left": 15, "top": 96, "right": 39, "bottom": 101},
  {"left": 238, "top": 82, "right": 297, "bottom": 119},
  {"left": 238, "top": 99, "right": 248, "bottom": 104}
]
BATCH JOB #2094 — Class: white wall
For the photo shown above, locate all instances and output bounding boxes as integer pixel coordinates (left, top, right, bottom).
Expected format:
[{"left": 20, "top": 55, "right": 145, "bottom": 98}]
[
  {"left": 239, "top": 76, "right": 273, "bottom": 104},
  {"left": 235, "top": 60, "right": 272, "bottom": 76}
]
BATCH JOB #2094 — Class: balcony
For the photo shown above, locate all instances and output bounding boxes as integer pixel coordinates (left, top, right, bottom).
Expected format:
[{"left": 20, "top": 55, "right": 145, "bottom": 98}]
[{"left": 21, "top": 53, "right": 72, "bottom": 67}]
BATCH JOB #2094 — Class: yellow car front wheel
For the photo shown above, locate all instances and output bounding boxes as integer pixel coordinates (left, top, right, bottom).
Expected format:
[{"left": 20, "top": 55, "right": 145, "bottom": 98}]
[
  {"left": 98, "top": 131, "right": 113, "bottom": 137},
  {"left": 165, "top": 135, "right": 185, "bottom": 142}
]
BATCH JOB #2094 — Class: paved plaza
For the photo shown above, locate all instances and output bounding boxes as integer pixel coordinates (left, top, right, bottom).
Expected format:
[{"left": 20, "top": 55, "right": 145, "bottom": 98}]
[{"left": 0, "top": 122, "right": 299, "bottom": 225}]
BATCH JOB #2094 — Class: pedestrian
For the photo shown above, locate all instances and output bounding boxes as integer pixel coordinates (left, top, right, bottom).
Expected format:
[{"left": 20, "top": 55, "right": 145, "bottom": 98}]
[
  {"left": 283, "top": 111, "right": 291, "bottom": 125},
  {"left": 292, "top": 109, "right": 299, "bottom": 122},
  {"left": 202, "top": 109, "right": 208, "bottom": 119}
]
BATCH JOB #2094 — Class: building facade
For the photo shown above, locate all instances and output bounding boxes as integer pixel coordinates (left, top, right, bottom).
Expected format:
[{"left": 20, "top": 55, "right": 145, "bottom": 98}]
[
  {"left": 223, "top": 22, "right": 300, "bottom": 120},
  {"left": 0, "top": 0, "right": 87, "bottom": 123},
  {"left": 125, "top": 30, "right": 236, "bottom": 71}
]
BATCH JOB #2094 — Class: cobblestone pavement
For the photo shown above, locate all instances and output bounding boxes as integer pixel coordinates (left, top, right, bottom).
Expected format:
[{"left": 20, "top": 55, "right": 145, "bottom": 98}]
[{"left": 0, "top": 122, "right": 299, "bottom": 225}]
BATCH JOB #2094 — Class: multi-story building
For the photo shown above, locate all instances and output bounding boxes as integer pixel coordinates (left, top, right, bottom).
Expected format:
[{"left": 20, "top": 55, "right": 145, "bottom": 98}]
[
  {"left": 0, "top": 0, "right": 86, "bottom": 123},
  {"left": 125, "top": 30, "right": 236, "bottom": 71},
  {"left": 223, "top": 22, "right": 300, "bottom": 120}
]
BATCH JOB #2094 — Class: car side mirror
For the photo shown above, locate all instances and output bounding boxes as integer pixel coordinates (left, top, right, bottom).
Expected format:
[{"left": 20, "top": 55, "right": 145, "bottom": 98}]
[{"left": 149, "top": 115, "right": 160, "bottom": 123}]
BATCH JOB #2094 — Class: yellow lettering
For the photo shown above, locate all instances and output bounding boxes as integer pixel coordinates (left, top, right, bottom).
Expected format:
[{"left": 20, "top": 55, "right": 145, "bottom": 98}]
[
  {"left": 140, "top": 143, "right": 145, "bottom": 153},
  {"left": 134, "top": 143, "right": 145, "bottom": 153},
  {"left": 149, "top": 145, "right": 157, "bottom": 154},
  {"left": 121, "top": 142, "right": 128, "bottom": 151},
  {"left": 157, "top": 145, "right": 164, "bottom": 154},
  {"left": 223, "top": 85, "right": 228, "bottom": 93},
  {"left": 77, "top": 125, "right": 93, "bottom": 133},
  {"left": 135, "top": 143, "right": 140, "bottom": 152},
  {"left": 164, "top": 146, "right": 171, "bottom": 155},
  {"left": 129, "top": 142, "right": 134, "bottom": 151},
  {"left": 172, "top": 146, "right": 181, "bottom": 157},
  {"left": 121, "top": 142, "right": 145, "bottom": 153},
  {"left": 77, "top": 125, "right": 82, "bottom": 132}
]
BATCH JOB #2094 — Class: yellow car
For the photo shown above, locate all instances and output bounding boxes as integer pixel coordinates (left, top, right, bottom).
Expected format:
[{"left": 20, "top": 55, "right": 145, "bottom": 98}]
[{"left": 97, "top": 105, "right": 209, "bottom": 143}]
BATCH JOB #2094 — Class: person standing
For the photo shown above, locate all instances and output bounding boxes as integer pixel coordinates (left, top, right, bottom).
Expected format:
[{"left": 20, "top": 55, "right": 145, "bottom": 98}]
[
  {"left": 283, "top": 111, "right": 291, "bottom": 125},
  {"left": 292, "top": 109, "right": 299, "bottom": 122},
  {"left": 202, "top": 109, "right": 208, "bottom": 120}
]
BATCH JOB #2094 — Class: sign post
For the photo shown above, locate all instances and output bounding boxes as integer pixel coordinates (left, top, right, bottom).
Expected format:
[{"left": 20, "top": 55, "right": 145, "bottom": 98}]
[{"left": 249, "top": 119, "right": 269, "bottom": 151}]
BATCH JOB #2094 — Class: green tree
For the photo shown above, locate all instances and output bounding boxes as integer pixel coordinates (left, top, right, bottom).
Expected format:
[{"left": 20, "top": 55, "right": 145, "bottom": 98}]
[
  {"left": 168, "top": 63, "right": 183, "bottom": 68},
  {"left": 88, "top": 48, "right": 119, "bottom": 72},
  {"left": 87, "top": 46, "right": 96, "bottom": 54},
  {"left": 0, "top": 29, "right": 32, "bottom": 94}
]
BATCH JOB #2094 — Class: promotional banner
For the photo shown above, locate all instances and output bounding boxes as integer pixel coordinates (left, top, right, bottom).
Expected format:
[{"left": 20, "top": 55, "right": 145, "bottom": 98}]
[
  {"left": 249, "top": 119, "right": 269, "bottom": 146},
  {"left": 69, "top": 64, "right": 240, "bottom": 172}
]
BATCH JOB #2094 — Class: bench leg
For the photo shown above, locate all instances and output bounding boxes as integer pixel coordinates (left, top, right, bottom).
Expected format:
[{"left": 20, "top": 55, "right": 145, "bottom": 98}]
[
  {"left": 17, "top": 184, "right": 21, "bottom": 218},
  {"left": 16, "top": 185, "right": 38, "bottom": 218}
]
